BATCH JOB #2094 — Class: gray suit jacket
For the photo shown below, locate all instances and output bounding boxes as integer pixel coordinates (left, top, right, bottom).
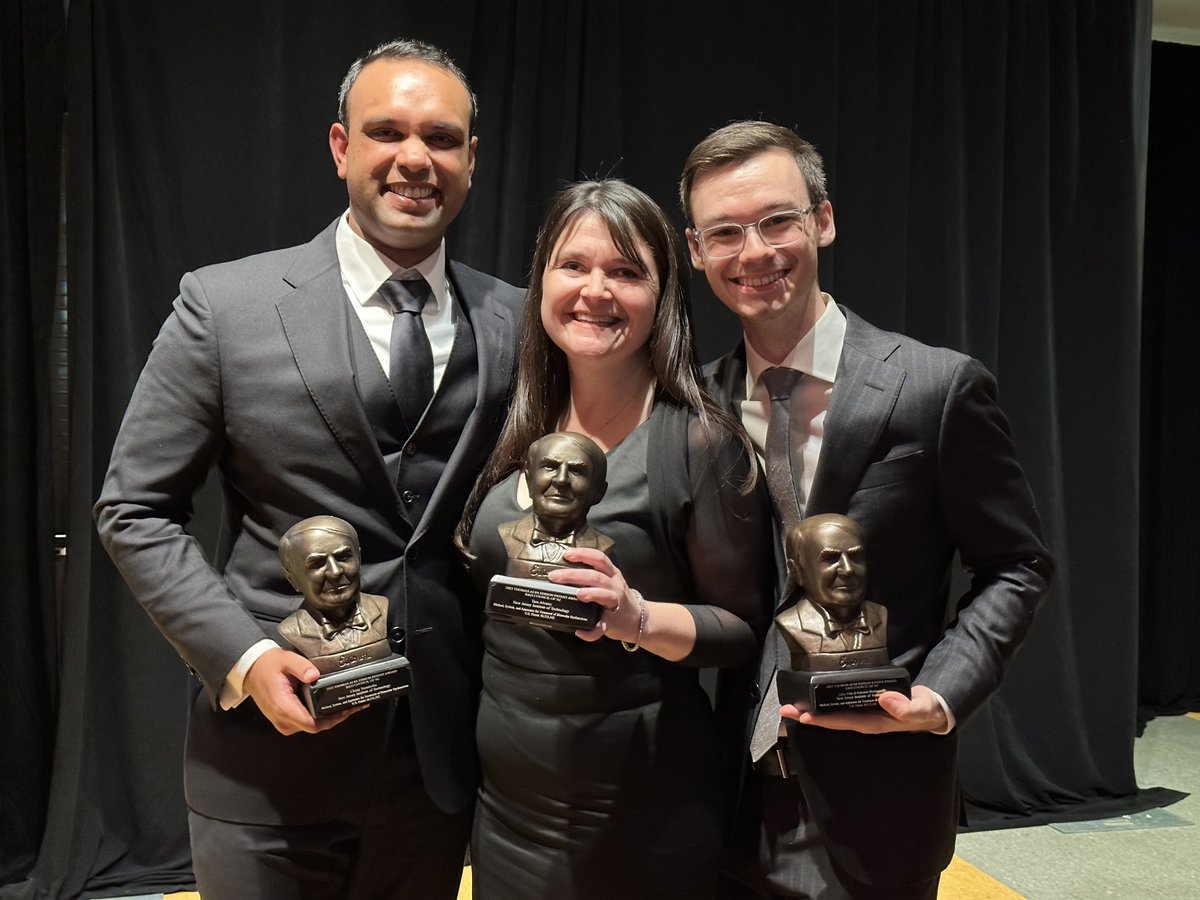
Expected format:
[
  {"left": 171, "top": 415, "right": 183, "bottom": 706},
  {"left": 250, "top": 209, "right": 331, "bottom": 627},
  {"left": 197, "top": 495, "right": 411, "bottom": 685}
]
[
  {"left": 95, "top": 219, "right": 523, "bottom": 823},
  {"left": 705, "top": 307, "right": 1053, "bottom": 887}
]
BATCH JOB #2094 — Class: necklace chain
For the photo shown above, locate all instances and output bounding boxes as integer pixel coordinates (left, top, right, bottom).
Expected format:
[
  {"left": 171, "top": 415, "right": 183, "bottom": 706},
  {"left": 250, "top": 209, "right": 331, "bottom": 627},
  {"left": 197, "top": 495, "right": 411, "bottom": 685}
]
[{"left": 564, "top": 378, "right": 654, "bottom": 435}]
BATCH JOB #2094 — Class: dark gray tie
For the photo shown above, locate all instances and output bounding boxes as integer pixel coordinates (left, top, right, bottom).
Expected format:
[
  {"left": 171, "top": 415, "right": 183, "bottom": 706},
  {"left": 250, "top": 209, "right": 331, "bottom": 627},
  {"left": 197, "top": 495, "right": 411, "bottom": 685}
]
[
  {"left": 750, "top": 630, "right": 788, "bottom": 764},
  {"left": 378, "top": 276, "right": 434, "bottom": 428},
  {"left": 761, "top": 366, "right": 804, "bottom": 531}
]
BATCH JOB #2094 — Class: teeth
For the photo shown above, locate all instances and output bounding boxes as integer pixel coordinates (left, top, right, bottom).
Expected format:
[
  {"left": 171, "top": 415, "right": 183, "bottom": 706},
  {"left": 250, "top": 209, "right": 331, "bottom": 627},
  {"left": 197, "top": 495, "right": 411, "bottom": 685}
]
[
  {"left": 574, "top": 313, "right": 618, "bottom": 325},
  {"left": 388, "top": 184, "right": 435, "bottom": 198},
  {"left": 738, "top": 271, "right": 786, "bottom": 287}
]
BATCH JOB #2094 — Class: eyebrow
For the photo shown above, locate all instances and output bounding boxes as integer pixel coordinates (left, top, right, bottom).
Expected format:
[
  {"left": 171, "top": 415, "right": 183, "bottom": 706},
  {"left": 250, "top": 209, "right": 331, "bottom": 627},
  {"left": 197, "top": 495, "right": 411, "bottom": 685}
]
[
  {"left": 695, "top": 203, "right": 805, "bottom": 229},
  {"left": 305, "top": 545, "right": 352, "bottom": 563},
  {"left": 360, "top": 116, "right": 466, "bottom": 135}
]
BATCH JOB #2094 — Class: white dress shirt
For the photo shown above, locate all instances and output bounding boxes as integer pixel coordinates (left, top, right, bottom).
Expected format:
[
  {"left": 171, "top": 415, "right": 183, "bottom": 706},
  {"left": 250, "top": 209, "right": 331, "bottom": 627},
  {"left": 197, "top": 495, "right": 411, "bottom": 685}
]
[
  {"left": 741, "top": 295, "right": 845, "bottom": 507},
  {"left": 741, "top": 296, "right": 955, "bottom": 732},
  {"left": 220, "top": 213, "right": 454, "bottom": 709}
]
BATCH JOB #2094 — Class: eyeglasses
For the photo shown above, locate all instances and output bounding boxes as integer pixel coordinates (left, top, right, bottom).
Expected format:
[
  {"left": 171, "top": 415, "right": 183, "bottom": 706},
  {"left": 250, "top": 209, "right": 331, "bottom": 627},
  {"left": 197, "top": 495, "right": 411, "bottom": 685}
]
[{"left": 693, "top": 206, "right": 818, "bottom": 259}]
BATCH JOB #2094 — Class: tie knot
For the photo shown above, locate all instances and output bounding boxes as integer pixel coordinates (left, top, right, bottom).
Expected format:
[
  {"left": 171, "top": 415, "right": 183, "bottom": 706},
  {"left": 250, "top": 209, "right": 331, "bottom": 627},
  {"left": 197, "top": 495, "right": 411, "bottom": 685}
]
[
  {"left": 760, "top": 366, "right": 802, "bottom": 401},
  {"left": 378, "top": 276, "right": 432, "bottom": 316}
]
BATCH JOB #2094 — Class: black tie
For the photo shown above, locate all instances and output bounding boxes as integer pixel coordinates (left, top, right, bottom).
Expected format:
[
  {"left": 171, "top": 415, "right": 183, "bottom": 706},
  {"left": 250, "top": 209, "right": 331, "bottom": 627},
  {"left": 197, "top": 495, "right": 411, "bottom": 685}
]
[
  {"left": 378, "top": 276, "right": 434, "bottom": 428},
  {"left": 760, "top": 367, "right": 804, "bottom": 531}
]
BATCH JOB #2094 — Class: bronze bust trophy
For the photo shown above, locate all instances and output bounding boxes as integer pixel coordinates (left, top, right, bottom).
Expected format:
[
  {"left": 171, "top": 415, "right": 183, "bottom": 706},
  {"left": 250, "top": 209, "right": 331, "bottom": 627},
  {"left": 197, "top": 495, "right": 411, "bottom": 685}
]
[
  {"left": 774, "top": 514, "right": 911, "bottom": 712},
  {"left": 486, "top": 432, "right": 615, "bottom": 631},
  {"left": 277, "top": 515, "right": 411, "bottom": 716}
]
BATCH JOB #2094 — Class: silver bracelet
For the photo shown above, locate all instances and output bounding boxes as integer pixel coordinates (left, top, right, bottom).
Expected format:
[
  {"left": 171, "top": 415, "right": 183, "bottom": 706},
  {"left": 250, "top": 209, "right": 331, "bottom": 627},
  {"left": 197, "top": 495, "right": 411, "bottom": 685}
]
[{"left": 621, "top": 590, "right": 646, "bottom": 652}]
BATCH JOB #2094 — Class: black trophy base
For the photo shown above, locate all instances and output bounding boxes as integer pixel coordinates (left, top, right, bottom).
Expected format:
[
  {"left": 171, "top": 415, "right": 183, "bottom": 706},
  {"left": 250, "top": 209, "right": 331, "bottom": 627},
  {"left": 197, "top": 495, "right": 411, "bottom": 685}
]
[
  {"left": 302, "top": 653, "right": 412, "bottom": 718},
  {"left": 777, "top": 666, "right": 911, "bottom": 714},
  {"left": 486, "top": 574, "right": 601, "bottom": 632}
]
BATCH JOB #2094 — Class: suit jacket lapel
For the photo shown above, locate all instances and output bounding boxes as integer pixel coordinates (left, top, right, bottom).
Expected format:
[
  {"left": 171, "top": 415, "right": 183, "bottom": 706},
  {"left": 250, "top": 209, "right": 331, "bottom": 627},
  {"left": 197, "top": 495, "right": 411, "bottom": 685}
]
[
  {"left": 806, "top": 309, "right": 904, "bottom": 515},
  {"left": 275, "top": 223, "right": 397, "bottom": 507},
  {"left": 411, "top": 260, "right": 518, "bottom": 542}
]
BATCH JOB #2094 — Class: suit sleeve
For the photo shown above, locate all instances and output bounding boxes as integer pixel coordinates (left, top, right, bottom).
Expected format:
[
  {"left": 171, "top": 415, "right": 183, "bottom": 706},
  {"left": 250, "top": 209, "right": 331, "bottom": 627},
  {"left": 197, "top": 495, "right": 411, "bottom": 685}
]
[
  {"left": 94, "top": 272, "right": 270, "bottom": 702},
  {"left": 678, "top": 417, "right": 776, "bottom": 668},
  {"left": 914, "top": 357, "right": 1054, "bottom": 720}
]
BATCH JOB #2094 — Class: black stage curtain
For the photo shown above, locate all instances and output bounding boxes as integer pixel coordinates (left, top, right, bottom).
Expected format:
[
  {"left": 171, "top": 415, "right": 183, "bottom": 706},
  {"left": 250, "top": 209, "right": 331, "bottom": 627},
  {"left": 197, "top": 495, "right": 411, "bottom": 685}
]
[
  {"left": 3, "top": 1, "right": 1186, "bottom": 895},
  {"left": 1139, "top": 40, "right": 1200, "bottom": 722},
  {"left": 0, "top": 0, "right": 64, "bottom": 888}
]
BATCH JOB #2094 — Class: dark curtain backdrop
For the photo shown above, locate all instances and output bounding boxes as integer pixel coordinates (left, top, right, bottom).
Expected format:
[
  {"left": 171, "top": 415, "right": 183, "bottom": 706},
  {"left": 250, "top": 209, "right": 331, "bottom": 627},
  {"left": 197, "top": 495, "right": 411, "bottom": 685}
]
[
  {"left": 3, "top": 1, "right": 1188, "bottom": 896},
  {"left": 0, "top": 0, "right": 63, "bottom": 888},
  {"left": 1139, "top": 39, "right": 1200, "bottom": 720}
]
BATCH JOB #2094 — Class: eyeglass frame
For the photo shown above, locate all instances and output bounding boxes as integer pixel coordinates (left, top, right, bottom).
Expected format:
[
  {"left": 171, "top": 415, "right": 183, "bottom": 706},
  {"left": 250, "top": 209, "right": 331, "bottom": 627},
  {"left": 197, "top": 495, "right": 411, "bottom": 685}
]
[{"left": 691, "top": 205, "right": 820, "bottom": 259}]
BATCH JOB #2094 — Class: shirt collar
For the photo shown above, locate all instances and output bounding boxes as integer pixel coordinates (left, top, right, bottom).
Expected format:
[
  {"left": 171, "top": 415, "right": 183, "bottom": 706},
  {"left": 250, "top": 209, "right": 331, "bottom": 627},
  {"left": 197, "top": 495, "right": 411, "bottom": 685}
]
[
  {"left": 745, "top": 295, "right": 846, "bottom": 396},
  {"left": 335, "top": 210, "right": 448, "bottom": 313}
]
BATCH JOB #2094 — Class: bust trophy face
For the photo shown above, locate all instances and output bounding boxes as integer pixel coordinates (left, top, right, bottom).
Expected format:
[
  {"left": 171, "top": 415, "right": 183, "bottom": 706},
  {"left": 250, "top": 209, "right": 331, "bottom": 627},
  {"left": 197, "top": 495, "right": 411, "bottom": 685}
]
[
  {"left": 786, "top": 515, "right": 868, "bottom": 624},
  {"left": 281, "top": 517, "right": 362, "bottom": 626},
  {"left": 525, "top": 432, "right": 608, "bottom": 537}
]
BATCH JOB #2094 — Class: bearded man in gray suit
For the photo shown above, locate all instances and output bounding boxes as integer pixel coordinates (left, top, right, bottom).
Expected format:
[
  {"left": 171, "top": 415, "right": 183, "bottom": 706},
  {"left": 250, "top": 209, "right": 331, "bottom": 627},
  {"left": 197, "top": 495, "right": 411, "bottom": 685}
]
[
  {"left": 94, "top": 39, "right": 523, "bottom": 900},
  {"left": 681, "top": 121, "right": 1054, "bottom": 899}
]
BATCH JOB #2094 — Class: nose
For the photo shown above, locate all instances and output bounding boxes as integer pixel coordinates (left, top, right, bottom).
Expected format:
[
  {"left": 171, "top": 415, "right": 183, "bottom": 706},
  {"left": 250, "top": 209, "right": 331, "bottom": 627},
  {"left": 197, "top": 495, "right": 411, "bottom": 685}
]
[
  {"left": 737, "top": 224, "right": 773, "bottom": 262},
  {"left": 551, "top": 463, "right": 571, "bottom": 485},
  {"left": 394, "top": 136, "right": 431, "bottom": 173},
  {"left": 580, "top": 268, "right": 610, "bottom": 299},
  {"left": 327, "top": 556, "right": 344, "bottom": 578},
  {"left": 836, "top": 553, "right": 854, "bottom": 575}
]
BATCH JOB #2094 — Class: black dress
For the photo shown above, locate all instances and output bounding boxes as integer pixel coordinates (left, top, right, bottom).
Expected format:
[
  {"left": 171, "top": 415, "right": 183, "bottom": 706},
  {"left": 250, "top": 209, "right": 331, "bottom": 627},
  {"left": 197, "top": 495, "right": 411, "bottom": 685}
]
[{"left": 467, "top": 403, "right": 773, "bottom": 899}]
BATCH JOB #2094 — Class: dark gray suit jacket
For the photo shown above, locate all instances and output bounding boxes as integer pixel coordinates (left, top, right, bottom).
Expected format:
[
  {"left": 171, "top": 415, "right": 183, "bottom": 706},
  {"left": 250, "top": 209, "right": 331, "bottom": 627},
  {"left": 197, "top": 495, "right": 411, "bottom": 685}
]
[
  {"left": 705, "top": 307, "right": 1053, "bottom": 887},
  {"left": 95, "top": 219, "right": 523, "bottom": 824}
]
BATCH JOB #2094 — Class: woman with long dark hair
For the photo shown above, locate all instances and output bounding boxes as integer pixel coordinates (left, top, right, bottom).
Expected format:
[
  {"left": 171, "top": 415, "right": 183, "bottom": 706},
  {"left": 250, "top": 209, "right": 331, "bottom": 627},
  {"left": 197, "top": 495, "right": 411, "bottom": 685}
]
[{"left": 458, "top": 180, "right": 772, "bottom": 898}]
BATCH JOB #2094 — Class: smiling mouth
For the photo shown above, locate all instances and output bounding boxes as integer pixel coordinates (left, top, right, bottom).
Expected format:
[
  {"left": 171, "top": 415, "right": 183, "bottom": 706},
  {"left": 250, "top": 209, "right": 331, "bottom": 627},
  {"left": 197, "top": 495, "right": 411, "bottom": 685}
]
[
  {"left": 386, "top": 184, "right": 436, "bottom": 200},
  {"left": 734, "top": 270, "right": 788, "bottom": 288},
  {"left": 571, "top": 312, "right": 620, "bottom": 326}
]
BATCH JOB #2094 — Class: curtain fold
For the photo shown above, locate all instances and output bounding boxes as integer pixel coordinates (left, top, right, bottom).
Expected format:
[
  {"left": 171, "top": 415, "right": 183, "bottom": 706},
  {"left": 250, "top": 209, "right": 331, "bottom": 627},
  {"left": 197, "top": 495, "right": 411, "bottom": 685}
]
[
  {"left": 1139, "top": 39, "right": 1200, "bottom": 722},
  {"left": 4, "top": 1, "right": 1180, "bottom": 895},
  {"left": 0, "top": 0, "right": 64, "bottom": 887}
]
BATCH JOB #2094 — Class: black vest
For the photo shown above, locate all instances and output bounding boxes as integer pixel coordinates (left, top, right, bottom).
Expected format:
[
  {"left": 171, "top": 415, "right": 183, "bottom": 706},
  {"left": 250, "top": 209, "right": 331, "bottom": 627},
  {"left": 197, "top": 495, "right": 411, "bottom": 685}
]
[{"left": 347, "top": 293, "right": 479, "bottom": 531}]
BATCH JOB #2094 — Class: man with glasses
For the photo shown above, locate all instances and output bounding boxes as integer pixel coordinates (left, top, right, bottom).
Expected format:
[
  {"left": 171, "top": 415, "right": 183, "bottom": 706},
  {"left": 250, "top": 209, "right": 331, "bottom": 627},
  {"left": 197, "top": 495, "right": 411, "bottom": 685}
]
[{"left": 681, "top": 121, "right": 1053, "bottom": 899}]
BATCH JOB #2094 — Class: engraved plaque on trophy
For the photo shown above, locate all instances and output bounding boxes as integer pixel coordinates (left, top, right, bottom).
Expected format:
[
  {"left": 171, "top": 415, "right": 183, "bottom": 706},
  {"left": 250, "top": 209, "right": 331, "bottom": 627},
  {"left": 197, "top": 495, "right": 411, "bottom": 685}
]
[
  {"left": 277, "top": 516, "right": 411, "bottom": 717},
  {"left": 773, "top": 514, "right": 911, "bottom": 713},
  {"left": 485, "top": 432, "right": 615, "bottom": 632}
]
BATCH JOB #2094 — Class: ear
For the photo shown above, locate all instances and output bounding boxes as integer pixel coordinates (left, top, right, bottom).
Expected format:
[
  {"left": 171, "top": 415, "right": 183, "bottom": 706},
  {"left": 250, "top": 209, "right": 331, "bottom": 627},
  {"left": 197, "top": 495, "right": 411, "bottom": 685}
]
[
  {"left": 283, "top": 566, "right": 301, "bottom": 593},
  {"left": 467, "top": 134, "right": 478, "bottom": 186},
  {"left": 591, "top": 479, "right": 608, "bottom": 507},
  {"left": 685, "top": 228, "right": 706, "bottom": 270},
  {"left": 814, "top": 200, "right": 836, "bottom": 248},
  {"left": 329, "top": 123, "right": 349, "bottom": 179}
]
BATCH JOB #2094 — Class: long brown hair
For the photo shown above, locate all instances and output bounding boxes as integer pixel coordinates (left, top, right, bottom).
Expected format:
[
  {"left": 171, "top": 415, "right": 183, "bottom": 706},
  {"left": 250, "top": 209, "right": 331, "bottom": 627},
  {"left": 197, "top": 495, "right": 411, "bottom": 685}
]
[{"left": 456, "top": 179, "right": 753, "bottom": 550}]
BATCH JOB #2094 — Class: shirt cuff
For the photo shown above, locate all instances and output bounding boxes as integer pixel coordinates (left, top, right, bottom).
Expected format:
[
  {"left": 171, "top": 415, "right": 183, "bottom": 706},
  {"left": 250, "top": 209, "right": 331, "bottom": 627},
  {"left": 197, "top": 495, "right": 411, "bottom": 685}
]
[
  {"left": 928, "top": 689, "right": 957, "bottom": 735},
  {"left": 218, "top": 639, "right": 279, "bottom": 710}
]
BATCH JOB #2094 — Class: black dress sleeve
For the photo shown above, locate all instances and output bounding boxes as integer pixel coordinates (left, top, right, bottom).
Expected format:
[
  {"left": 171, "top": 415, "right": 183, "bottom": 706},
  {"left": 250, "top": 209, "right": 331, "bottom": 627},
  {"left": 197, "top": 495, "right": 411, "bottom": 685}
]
[{"left": 674, "top": 414, "right": 775, "bottom": 668}]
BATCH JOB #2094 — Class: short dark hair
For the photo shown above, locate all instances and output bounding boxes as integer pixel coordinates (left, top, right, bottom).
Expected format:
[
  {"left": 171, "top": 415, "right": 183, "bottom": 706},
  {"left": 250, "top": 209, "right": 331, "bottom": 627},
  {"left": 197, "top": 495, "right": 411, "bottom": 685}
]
[
  {"left": 337, "top": 38, "right": 478, "bottom": 134},
  {"left": 679, "top": 120, "right": 828, "bottom": 224}
]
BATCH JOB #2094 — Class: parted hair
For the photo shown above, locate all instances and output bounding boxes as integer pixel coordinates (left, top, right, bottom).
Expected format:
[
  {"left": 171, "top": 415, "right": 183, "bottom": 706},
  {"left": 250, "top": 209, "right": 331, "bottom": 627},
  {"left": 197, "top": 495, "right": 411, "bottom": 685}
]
[
  {"left": 456, "top": 179, "right": 754, "bottom": 551},
  {"left": 679, "top": 120, "right": 828, "bottom": 224}
]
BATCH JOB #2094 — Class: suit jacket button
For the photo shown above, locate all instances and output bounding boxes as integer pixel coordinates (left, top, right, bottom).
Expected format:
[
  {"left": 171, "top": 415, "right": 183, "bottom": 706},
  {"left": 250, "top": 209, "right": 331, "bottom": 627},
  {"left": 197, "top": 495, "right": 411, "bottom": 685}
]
[
  {"left": 408, "top": 547, "right": 420, "bottom": 562},
  {"left": 404, "top": 443, "right": 417, "bottom": 456},
  {"left": 401, "top": 490, "right": 419, "bottom": 503},
  {"left": 390, "top": 626, "right": 406, "bottom": 646}
]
